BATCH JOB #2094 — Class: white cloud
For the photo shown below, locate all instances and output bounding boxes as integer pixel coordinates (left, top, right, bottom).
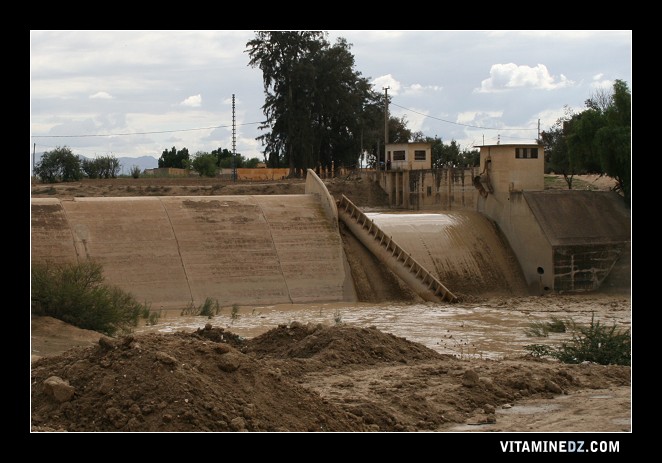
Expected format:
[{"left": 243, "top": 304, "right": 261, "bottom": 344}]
[
  {"left": 89, "top": 91, "right": 113, "bottom": 100},
  {"left": 181, "top": 94, "right": 202, "bottom": 107},
  {"left": 593, "top": 73, "right": 604, "bottom": 81},
  {"left": 372, "top": 74, "right": 401, "bottom": 95},
  {"left": 475, "top": 63, "right": 574, "bottom": 93},
  {"left": 590, "top": 78, "right": 613, "bottom": 90},
  {"left": 456, "top": 110, "right": 504, "bottom": 126},
  {"left": 403, "top": 83, "right": 442, "bottom": 96}
]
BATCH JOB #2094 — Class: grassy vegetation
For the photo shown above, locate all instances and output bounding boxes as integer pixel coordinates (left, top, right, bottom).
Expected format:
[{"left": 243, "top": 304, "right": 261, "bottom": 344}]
[
  {"left": 544, "top": 174, "right": 612, "bottom": 191},
  {"left": 181, "top": 297, "right": 221, "bottom": 317},
  {"left": 231, "top": 304, "right": 240, "bottom": 323},
  {"left": 31, "top": 261, "right": 153, "bottom": 336},
  {"left": 524, "top": 316, "right": 568, "bottom": 337},
  {"left": 525, "top": 313, "right": 630, "bottom": 365}
]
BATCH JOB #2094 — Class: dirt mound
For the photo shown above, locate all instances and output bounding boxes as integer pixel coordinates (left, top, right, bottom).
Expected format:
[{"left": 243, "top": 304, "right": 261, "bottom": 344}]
[
  {"left": 246, "top": 321, "right": 446, "bottom": 368},
  {"left": 31, "top": 321, "right": 630, "bottom": 432},
  {"left": 31, "top": 326, "right": 369, "bottom": 432}
]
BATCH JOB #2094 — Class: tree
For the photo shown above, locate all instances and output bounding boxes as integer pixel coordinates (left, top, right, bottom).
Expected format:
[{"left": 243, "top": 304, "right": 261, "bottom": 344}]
[
  {"left": 540, "top": 105, "right": 576, "bottom": 189},
  {"left": 191, "top": 152, "right": 218, "bottom": 177},
  {"left": 212, "top": 147, "right": 235, "bottom": 168},
  {"left": 34, "top": 146, "right": 83, "bottom": 183},
  {"left": 245, "top": 157, "right": 261, "bottom": 168},
  {"left": 247, "top": 31, "right": 382, "bottom": 177},
  {"left": 82, "top": 155, "right": 121, "bottom": 179},
  {"left": 594, "top": 79, "right": 631, "bottom": 203},
  {"left": 563, "top": 79, "right": 631, "bottom": 203},
  {"left": 158, "top": 146, "right": 190, "bottom": 169}
]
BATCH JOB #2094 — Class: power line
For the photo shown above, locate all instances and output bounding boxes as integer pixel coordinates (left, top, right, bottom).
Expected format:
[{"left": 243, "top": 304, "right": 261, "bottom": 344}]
[
  {"left": 390, "top": 102, "right": 538, "bottom": 131},
  {"left": 31, "top": 121, "right": 263, "bottom": 139}
]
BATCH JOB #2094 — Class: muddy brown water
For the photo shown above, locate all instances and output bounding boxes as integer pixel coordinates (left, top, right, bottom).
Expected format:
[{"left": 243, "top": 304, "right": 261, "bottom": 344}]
[{"left": 135, "top": 297, "right": 631, "bottom": 360}]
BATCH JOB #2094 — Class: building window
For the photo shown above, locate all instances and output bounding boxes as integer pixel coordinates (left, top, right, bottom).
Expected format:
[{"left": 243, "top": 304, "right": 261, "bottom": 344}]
[
  {"left": 414, "top": 150, "right": 426, "bottom": 161},
  {"left": 516, "top": 148, "right": 539, "bottom": 159},
  {"left": 427, "top": 186, "right": 432, "bottom": 197},
  {"left": 393, "top": 150, "right": 406, "bottom": 161}
]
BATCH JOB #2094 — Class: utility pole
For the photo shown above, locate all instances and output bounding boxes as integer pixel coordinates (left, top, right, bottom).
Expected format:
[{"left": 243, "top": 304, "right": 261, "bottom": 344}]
[
  {"left": 32, "top": 143, "right": 36, "bottom": 178},
  {"left": 232, "top": 94, "right": 236, "bottom": 182},
  {"left": 537, "top": 119, "right": 540, "bottom": 141},
  {"left": 383, "top": 86, "right": 389, "bottom": 171}
]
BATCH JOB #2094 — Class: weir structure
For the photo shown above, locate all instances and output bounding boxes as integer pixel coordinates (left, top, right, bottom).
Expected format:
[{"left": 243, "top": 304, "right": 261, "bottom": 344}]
[
  {"left": 337, "top": 194, "right": 457, "bottom": 303},
  {"left": 31, "top": 157, "right": 630, "bottom": 309}
]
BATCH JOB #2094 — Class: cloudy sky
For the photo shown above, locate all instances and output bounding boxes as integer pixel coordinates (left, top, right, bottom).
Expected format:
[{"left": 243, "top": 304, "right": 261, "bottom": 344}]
[{"left": 30, "top": 30, "right": 632, "bottom": 165}]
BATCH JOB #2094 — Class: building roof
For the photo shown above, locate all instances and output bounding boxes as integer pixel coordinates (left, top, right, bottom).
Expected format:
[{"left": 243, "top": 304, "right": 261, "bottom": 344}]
[{"left": 473, "top": 143, "right": 541, "bottom": 148}]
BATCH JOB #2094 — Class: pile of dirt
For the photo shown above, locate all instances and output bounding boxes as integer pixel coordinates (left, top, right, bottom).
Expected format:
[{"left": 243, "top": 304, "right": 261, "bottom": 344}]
[{"left": 31, "top": 321, "right": 630, "bottom": 432}]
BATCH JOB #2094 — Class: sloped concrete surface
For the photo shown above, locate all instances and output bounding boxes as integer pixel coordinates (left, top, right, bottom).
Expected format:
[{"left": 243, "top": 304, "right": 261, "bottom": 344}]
[
  {"left": 31, "top": 195, "right": 354, "bottom": 309},
  {"left": 524, "top": 191, "right": 630, "bottom": 246},
  {"left": 366, "top": 211, "right": 529, "bottom": 296}
]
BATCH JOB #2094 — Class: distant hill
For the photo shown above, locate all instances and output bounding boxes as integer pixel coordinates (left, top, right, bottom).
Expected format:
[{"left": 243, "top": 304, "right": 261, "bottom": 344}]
[{"left": 117, "top": 156, "right": 159, "bottom": 173}]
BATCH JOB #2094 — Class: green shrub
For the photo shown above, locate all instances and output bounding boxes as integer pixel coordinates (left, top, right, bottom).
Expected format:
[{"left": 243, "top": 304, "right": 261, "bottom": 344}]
[
  {"left": 180, "top": 297, "right": 220, "bottom": 317},
  {"left": 31, "top": 261, "right": 149, "bottom": 336},
  {"left": 130, "top": 165, "right": 142, "bottom": 179},
  {"left": 525, "top": 313, "right": 630, "bottom": 365},
  {"left": 524, "top": 316, "right": 568, "bottom": 337}
]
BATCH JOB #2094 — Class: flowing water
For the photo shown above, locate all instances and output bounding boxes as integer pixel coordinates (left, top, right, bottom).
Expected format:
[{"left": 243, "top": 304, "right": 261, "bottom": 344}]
[{"left": 135, "top": 295, "right": 631, "bottom": 360}]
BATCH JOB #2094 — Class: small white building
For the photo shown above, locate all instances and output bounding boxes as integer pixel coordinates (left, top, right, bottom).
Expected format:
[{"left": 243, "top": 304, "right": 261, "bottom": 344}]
[{"left": 385, "top": 142, "right": 432, "bottom": 170}]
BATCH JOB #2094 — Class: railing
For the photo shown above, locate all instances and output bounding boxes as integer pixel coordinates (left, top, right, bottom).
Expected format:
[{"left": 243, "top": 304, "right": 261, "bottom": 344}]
[{"left": 337, "top": 194, "right": 457, "bottom": 303}]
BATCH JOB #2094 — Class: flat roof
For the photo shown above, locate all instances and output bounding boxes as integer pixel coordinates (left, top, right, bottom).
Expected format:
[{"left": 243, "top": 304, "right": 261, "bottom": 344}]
[{"left": 473, "top": 143, "right": 541, "bottom": 148}]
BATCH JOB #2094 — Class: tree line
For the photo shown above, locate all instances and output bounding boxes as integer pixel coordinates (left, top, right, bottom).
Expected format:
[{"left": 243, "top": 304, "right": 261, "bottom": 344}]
[
  {"left": 157, "top": 146, "right": 262, "bottom": 177},
  {"left": 540, "top": 79, "right": 631, "bottom": 204},
  {"left": 31, "top": 144, "right": 261, "bottom": 182},
  {"left": 33, "top": 149, "right": 126, "bottom": 183}
]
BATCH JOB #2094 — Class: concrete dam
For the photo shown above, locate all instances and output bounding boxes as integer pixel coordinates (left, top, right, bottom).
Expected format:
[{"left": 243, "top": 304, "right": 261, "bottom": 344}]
[
  {"left": 31, "top": 169, "right": 628, "bottom": 309},
  {"left": 30, "top": 171, "right": 533, "bottom": 308}
]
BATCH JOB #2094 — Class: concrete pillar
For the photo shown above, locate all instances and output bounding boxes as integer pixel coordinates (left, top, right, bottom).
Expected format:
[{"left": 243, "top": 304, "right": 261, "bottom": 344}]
[{"left": 404, "top": 170, "right": 410, "bottom": 209}]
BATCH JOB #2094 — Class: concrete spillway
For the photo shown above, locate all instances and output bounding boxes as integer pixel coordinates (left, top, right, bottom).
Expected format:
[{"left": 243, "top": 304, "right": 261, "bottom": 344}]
[
  {"left": 365, "top": 210, "right": 529, "bottom": 297},
  {"left": 31, "top": 194, "right": 356, "bottom": 309}
]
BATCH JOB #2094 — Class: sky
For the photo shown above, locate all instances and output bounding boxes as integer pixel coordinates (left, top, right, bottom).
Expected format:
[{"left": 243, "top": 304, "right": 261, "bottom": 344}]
[{"left": 30, "top": 30, "right": 632, "bottom": 165}]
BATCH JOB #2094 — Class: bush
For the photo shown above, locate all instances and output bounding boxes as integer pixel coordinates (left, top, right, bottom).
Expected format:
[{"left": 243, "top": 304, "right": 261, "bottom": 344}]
[
  {"left": 31, "top": 261, "right": 150, "bottom": 336},
  {"left": 524, "top": 316, "right": 568, "bottom": 337},
  {"left": 130, "top": 165, "right": 142, "bottom": 179},
  {"left": 525, "top": 313, "right": 630, "bottom": 365},
  {"left": 180, "top": 297, "right": 220, "bottom": 317}
]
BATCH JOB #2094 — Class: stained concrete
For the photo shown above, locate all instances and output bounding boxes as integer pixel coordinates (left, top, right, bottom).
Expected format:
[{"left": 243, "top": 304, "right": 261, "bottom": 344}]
[{"left": 31, "top": 194, "right": 355, "bottom": 309}]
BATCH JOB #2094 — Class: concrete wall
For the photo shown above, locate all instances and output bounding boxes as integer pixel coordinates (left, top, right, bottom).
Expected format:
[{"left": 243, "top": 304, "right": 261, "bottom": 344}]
[
  {"left": 220, "top": 168, "right": 290, "bottom": 181},
  {"left": 366, "top": 168, "right": 479, "bottom": 210},
  {"left": 478, "top": 144, "right": 544, "bottom": 193},
  {"left": 479, "top": 191, "right": 554, "bottom": 292},
  {"left": 31, "top": 192, "right": 356, "bottom": 309},
  {"left": 144, "top": 168, "right": 189, "bottom": 176},
  {"left": 478, "top": 189, "right": 630, "bottom": 293}
]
